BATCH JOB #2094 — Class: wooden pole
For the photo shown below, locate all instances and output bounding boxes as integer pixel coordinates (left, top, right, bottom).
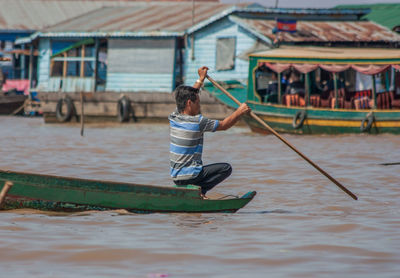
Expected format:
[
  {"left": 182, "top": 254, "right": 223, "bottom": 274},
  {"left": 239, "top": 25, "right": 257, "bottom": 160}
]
[
  {"left": 94, "top": 38, "right": 99, "bottom": 92},
  {"left": 28, "top": 44, "right": 33, "bottom": 89},
  {"left": 80, "top": 92, "right": 84, "bottom": 137},
  {"left": 206, "top": 75, "right": 358, "bottom": 200},
  {"left": 0, "top": 181, "right": 13, "bottom": 208},
  {"left": 333, "top": 72, "right": 338, "bottom": 109},
  {"left": 372, "top": 75, "right": 377, "bottom": 109},
  {"left": 305, "top": 72, "right": 310, "bottom": 106},
  {"left": 277, "top": 72, "right": 282, "bottom": 104},
  {"left": 191, "top": 0, "right": 195, "bottom": 61}
]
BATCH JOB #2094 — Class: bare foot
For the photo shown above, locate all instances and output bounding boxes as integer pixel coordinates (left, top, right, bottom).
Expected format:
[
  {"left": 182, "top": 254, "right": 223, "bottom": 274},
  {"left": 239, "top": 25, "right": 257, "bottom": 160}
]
[{"left": 200, "top": 194, "right": 209, "bottom": 200}]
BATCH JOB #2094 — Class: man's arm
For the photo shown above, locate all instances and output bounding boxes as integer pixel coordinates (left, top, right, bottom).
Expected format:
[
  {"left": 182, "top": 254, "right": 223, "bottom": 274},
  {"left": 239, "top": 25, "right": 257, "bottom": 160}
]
[
  {"left": 217, "top": 103, "right": 251, "bottom": 131},
  {"left": 193, "top": 66, "right": 209, "bottom": 89}
]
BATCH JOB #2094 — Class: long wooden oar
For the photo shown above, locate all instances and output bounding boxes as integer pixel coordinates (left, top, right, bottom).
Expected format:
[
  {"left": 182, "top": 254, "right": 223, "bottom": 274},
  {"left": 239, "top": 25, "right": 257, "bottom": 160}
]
[{"left": 206, "top": 75, "right": 358, "bottom": 200}]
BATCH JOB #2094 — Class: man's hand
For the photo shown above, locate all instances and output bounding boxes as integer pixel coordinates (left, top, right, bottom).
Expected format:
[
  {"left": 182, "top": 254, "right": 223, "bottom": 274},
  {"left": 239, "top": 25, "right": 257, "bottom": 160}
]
[
  {"left": 217, "top": 103, "right": 251, "bottom": 131},
  {"left": 193, "top": 66, "right": 209, "bottom": 89},
  {"left": 237, "top": 103, "right": 251, "bottom": 115},
  {"left": 197, "top": 66, "right": 209, "bottom": 82}
]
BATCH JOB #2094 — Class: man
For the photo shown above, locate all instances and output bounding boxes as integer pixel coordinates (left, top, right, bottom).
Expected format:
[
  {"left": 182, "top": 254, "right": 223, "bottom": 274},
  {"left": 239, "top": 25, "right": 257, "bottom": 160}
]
[
  {"left": 169, "top": 66, "right": 251, "bottom": 198},
  {"left": 264, "top": 72, "right": 278, "bottom": 103}
]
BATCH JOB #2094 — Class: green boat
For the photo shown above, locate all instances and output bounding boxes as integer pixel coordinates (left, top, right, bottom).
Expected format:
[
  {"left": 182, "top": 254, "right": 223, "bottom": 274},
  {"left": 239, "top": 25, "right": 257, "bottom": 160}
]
[
  {"left": 206, "top": 46, "right": 400, "bottom": 135},
  {"left": 0, "top": 169, "right": 256, "bottom": 213}
]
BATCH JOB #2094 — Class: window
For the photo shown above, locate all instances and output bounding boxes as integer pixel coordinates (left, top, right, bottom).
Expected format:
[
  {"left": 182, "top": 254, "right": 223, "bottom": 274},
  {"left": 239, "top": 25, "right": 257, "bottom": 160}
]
[
  {"left": 51, "top": 61, "right": 63, "bottom": 77},
  {"left": 66, "top": 61, "right": 80, "bottom": 77},
  {"left": 216, "top": 37, "right": 236, "bottom": 71},
  {"left": 50, "top": 39, "right": 95, "bottom": 78}
]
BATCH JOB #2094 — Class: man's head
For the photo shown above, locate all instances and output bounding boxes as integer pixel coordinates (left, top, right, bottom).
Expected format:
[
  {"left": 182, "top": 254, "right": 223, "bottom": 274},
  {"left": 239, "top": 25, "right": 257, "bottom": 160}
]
[{"left": 174, "top": 85, "right": 201, "bottom": 115}]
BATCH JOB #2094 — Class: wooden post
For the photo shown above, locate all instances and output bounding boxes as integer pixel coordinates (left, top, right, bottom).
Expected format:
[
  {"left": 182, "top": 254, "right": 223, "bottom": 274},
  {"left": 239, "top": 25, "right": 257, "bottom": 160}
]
[
  {"left": 0, "top": 181, "right": 13, "bottom": 208},
  {"left": 80, "top": 92, "right": 84, "bottom": 137},
  {"left": 21, "top": 45, "right": 26, "bottom": 78},
  {"left": 63, "top": 52, "right": 67, "bottom": 79},
  {"left": 80, "top": 45, "right": 85, "bottom": 78},
  {"left": 28, "top": 44, "right": 34, "bottom": 89},
  {"left": 305, "top": 72, "right": 310, "bottom": 106},
  {"left": 93, "top": 38, "right": 99, "bottom": 92},
  {"left": 372, "top": 74, "right": 377, "bottom": 109},
  {"left": 333, "top": 72, "right": 338, "bottom": 109},
  {"left": 277, "top": 72, "right": 282, "bottom": 104}
]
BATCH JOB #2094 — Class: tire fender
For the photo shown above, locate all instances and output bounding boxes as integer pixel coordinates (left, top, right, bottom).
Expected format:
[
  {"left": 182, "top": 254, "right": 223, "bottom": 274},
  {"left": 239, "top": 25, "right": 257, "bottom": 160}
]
[
  {"left": 55, "top": 97, "right": 74, "bottom": 122},
  {"left": 292, "top": 110, "right": 307, "bottom": 129},
  {"left": 117, "top": 96, "right": 131, "bottom": 122},
  {"left": 360, "top": 113, "right": 374, "bottom": 132}
]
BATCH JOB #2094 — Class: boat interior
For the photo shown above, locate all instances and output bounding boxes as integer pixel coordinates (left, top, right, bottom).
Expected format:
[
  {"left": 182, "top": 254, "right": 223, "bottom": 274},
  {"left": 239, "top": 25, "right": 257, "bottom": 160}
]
[{"left": 254, "top": 65, "right": 400, "bottom": 110}]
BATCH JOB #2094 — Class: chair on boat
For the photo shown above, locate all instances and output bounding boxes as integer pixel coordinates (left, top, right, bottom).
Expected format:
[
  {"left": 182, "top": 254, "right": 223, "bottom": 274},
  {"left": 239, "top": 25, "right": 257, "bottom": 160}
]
[
  {"left": 354, "top": 90, "right": 372, "bottom": 110},
  {"left": 320, "top": 90, "right": 333, "bottom": 108},
  {"left": 376, "top": 92, "right": 392, "bottom": 109},
  {"left": 389, "top": 91, "right": 400, "bottom": 109},
  {"left": 309, "top": 95, "right": 321, "bottom": 107},
  {"left": 284, "top": 93, "right": 305, "bottom": 107},
  {"left": 330, "top": 88, "right": 344, "bottom": 109},
  {"left": 343, "top": 90, "right": 355, "bottom": 109}
]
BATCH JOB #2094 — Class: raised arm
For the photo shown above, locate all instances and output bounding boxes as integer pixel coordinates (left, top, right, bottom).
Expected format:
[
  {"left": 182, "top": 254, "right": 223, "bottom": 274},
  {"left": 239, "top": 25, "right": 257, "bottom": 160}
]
[
  {"left": 193, "top": 66, "right": 209, "bottom": 89},
  {"left": 217, "top": 103, "right": 251, "bottom": 131}
]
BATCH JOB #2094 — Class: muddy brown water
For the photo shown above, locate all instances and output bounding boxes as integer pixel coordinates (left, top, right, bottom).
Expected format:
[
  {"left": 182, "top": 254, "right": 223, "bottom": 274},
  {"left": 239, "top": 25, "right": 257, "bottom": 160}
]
[{"left": 1, "top": 116, "right": 399, "bottom": 277}]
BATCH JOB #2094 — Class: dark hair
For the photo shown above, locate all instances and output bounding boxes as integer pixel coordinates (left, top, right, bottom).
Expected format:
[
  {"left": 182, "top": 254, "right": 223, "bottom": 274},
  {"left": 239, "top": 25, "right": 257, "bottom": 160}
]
[{"left": 174, "top": 85, "right": 199, "bottom": 113}]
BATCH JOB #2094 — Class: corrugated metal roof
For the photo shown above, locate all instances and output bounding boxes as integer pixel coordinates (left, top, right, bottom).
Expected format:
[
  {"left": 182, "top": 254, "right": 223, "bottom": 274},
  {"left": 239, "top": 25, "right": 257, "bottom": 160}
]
[
  {"left": 44, "top": 3, "right": 249, "bottom": 33},
  {"left": 335, "top": 4, "right": 400, "bottom": 30},
  {"left": 0, "top": 0, "right": 220, "bottom": 31},
  {"left": 231, "top": 16, "right": 400, "bottom": 43}
]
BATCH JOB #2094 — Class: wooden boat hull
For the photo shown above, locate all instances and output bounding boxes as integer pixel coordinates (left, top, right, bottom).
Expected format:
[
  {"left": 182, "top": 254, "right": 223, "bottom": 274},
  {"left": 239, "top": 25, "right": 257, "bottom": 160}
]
[
  {"left": 0, "top": 94, "right": 27, "bottom": 115},
  {"left": 244, "top": 102, "right": 400, "bottom": 135},
  {"left": 0, "top": 170, "right": 256, "bottom": 213}
]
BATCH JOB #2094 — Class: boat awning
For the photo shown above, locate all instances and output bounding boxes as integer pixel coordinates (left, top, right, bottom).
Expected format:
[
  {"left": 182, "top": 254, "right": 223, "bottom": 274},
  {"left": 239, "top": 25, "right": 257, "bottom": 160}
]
[{"left": 251, "top": 46, "right": 400, "bottom": 75}]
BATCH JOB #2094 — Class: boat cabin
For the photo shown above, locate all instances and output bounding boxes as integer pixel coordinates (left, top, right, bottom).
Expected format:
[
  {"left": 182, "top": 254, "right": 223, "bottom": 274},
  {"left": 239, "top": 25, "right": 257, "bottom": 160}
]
[{"left": 249, "top": 46, "right": 400, "bottom": 110}]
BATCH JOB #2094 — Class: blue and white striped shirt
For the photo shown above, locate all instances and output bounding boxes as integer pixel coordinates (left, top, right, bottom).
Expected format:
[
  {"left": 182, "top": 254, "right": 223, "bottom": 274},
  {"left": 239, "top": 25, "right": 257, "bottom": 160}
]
[{"left": 169, "top": 111, "right": 219, "bottom": 181}]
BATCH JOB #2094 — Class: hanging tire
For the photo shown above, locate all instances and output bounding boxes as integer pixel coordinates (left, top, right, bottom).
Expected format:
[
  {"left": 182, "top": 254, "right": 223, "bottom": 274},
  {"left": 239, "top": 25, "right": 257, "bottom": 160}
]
[
  {"left": 55, "top": 97, "right": 74, "bottom": 122},
  {"left": 360, "top": 113, "right": 374, "bottom": 132},
  {"left": 117, "top": 96, "right": 131, "bottom": 122},
  {"left": 292, "top": 110, "right": 307, "bottom": 129}
]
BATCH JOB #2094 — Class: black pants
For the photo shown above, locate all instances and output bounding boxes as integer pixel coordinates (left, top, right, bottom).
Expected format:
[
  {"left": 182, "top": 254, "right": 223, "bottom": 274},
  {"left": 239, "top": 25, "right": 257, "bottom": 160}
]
[{"left": 174, "top": 163, "right": 232, "bottom": 195}]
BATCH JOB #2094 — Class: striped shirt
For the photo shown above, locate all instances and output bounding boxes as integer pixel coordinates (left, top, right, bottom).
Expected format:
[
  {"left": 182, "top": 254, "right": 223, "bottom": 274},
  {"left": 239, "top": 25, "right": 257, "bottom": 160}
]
[{"left": 169, "top": 111, "right": 219, "bottom": 181}]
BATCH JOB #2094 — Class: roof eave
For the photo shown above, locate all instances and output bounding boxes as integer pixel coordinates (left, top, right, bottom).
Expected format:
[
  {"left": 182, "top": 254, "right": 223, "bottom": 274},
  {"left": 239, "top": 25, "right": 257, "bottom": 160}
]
[{"left": 15, "top": 31, "right": 183, "bottom": 44}]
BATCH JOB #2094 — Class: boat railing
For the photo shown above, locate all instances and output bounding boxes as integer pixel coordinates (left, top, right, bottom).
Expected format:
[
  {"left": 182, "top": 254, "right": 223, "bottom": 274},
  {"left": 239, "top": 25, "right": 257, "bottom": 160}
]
[{"left": 272, "top": 89, "right": 400, "bottom": 110}]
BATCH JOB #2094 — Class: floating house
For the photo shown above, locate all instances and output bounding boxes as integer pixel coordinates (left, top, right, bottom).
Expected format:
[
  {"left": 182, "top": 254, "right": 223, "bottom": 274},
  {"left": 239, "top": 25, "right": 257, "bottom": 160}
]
[
  {"left": 0, "top": 0, "right": 219, "bottom": 92},
  {"left": 16, "top": 2, "right": 256, "bottom": 94},
  {"left": 12, "top": 2, "right": 400, "bottom": 123}
]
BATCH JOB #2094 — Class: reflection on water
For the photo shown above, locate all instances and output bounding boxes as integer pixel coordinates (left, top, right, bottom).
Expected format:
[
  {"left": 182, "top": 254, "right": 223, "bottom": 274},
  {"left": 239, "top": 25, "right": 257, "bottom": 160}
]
[{"left": 1, "top": 116, "right": 400, "bottom": 277}]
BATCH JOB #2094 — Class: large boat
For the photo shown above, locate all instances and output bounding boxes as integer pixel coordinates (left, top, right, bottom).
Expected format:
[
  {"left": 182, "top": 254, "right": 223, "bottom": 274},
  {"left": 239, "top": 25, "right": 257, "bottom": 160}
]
[
  {"left": 206, "top": 46, "right": 400, "bottom": 134},
  {"left": 0, "top": 169, "right": 256, "bottom": 213}
]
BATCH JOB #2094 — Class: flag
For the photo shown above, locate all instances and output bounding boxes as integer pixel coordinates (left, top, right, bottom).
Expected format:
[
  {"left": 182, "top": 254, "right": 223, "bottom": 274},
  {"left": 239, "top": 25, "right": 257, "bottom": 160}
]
[{"left": 276, "top": 19, "right": 297, "bottom": 33}]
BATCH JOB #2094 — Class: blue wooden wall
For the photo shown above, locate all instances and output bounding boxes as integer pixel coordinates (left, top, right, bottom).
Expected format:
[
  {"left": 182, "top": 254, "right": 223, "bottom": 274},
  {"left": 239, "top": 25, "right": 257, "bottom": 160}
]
[
  {"left": 36, "top": 37, "right": 176, "bottom": 93},
  {"left": 184, "top": 17, "right": 260, "bottom": 86},
  {"left": 106, "top": 38, "right": 176, "bottom": 93}
]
